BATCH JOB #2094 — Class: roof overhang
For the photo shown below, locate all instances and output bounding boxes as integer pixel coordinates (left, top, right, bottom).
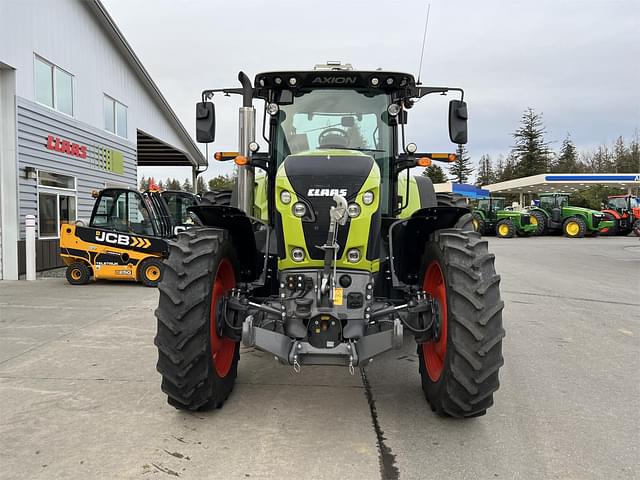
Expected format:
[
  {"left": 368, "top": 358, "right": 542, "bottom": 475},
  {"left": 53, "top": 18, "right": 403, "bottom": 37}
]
[
  {"left": 484, "top": 173, "right": 640, "bottom": 195},
  {"left": 137, "top": 130, "right": 195, "bottom": 167}
]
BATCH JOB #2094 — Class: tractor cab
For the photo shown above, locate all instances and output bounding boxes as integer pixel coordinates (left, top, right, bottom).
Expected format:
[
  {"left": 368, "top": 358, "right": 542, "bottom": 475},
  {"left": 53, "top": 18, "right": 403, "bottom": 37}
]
[{"left": 477, "top": 197, "right": 506, "bottom": 213}]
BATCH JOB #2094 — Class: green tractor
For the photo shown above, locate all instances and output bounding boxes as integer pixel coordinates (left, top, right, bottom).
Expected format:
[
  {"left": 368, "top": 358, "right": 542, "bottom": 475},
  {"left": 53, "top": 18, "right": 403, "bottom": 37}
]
[
  {"left": 472, "top": 196, "right": 537, "bottom": 238},
  {"left": 529, "top": 192, "right": 613, "bottom": 238},
  {"left": 154, "top": 63, "right": 505, "bottom": 418}
]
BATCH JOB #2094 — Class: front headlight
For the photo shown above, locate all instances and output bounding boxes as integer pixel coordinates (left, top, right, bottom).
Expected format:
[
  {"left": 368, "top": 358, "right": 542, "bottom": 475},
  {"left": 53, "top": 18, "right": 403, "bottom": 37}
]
[
  {"left": 347, "top": 203, "right": 361, "bottom": 218},
  {"left": 280, "top": 190, "right": 292, "bottom": 204},
  {"left": 362, "top": 191, "right": 375, "bottom": 205},
  {"left": 292, "top": 202, "right": 307, "bottom": 217}
]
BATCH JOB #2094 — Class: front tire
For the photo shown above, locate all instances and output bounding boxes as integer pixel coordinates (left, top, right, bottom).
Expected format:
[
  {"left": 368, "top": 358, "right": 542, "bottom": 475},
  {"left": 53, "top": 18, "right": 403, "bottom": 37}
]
[
  {"left": 495, "top": 219, "right": 515, "bottom": 238},
  {"left": 155, "top": 228, "right": 240, "bottom": 410},
  {"left": 563, "top": 216, "right": 586, "bottom": 238},
  {"left": 417, "top": 230, "right": 505, "bottom": 418},
  {"left": 139, "top": 258, "right": 164, "bottom": 287}
]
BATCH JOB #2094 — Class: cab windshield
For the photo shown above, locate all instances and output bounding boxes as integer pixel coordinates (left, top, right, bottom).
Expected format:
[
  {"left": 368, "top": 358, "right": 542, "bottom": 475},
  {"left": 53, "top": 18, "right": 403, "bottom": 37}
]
[
  {"left": 607, "top": 197, "right": 636, "bottom": 209},
  {"left": 274, "top": 89, "right": 392, "bottom": 211}
]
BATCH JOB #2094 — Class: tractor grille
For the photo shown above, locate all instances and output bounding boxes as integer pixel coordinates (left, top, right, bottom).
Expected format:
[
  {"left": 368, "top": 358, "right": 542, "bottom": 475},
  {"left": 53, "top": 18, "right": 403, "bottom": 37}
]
[
  {"left": 521, "top": 215, "right": 531, "bottom": 225},
  {"left": 593, "top": 216, "right": 601, "bottom": 228}
]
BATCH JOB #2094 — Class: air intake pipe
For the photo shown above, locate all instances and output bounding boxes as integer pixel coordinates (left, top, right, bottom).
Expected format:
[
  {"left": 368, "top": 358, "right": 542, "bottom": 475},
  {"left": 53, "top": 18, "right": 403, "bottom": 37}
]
[{"left": 236, "top": 71, "right": 255, "bottom": 214}]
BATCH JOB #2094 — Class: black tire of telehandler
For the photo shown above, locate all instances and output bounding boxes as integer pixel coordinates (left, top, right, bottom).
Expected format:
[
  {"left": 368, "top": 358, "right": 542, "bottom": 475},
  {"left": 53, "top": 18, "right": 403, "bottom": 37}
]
[
  {"left": 471, "top": 213, "right": 486, "bottom": 235},
  {"left": 201, "top": 189, "right": 233, "bottom": 206},
  {"left": 495, "top": 219, "right": 515, "bottom": 238},
  {"left": 139, "top": 258, "right": 164, "bottom": 287},
  {"left": 417, "top": 229, "right": 505, "bottom": 418},
  {"left": 633, "top": 219, "right": 640, "bottom": 237},
  {"left": 530, "top": 210, "right": 547, "bottom": 236},
  {"left": 65, "top": 262, "right": 91, "bottom": 285},
  {"left": 154, "top": 228, "right": 240, "bottom": 411}
]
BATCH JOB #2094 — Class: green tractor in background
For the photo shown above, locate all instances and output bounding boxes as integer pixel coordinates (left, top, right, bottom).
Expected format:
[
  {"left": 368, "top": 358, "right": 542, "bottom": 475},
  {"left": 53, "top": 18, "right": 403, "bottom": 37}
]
[
  {"left": 529, "top": 192, "right": 613, "bottom": 238},
  {"left": 472, "top": 196, "right": 537, "bottom": 238},
  {"left": 153, "top": 63, "right": 505, "bottom": 418}
]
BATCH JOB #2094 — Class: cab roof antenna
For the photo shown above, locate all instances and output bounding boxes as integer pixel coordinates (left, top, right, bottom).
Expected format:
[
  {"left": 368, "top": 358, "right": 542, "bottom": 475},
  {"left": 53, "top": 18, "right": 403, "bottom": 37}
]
[{"left": 416, "top": 3, "right": 431, "bottom": 85}]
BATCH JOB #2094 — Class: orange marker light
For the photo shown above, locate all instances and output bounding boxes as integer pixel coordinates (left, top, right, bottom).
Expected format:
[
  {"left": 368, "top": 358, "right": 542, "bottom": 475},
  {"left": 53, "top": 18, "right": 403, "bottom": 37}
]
[
  {"left": 417, "top": 157, "right": 432, "bottom": 167},
  {"left": 448, "top": 153, "right": 457, "bottom": 162},
  {"left": 214, "top": 151, "right": 239, "bottom": 161},
  {"left": 234, "top": 155, "right": 249, "bottom": 166}
]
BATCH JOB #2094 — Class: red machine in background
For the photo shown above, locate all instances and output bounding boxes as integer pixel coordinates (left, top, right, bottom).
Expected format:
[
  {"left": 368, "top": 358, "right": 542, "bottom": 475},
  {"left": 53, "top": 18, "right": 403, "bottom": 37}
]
[{"left": 601, "top": 195, "right": 640, "bottom": 236}]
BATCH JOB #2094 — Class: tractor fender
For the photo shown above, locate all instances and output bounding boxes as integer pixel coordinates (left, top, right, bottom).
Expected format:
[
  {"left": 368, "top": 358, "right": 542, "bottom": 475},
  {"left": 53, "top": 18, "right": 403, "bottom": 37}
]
[
  {"left": 388, "top": 206, "right": 469, "bottom": 287},
  {"left": 188, "top": 205, "right": 260, "bottom": 281}
]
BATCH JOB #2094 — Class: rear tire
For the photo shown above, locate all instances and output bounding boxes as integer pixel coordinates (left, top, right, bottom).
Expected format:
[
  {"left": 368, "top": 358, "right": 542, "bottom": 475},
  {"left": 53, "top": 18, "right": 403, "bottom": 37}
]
[
  {"left": 201, "top": 189, "right": 233, "bottom": 206},
  {"left": 530, "top": 210, "right": 547, "bottom": 236},
  {"left": 471, "top": 213, "right": 486, "bottom": 235},
  {"left": 139, "top": 258, "right": 164, "bottom": 287},
  {"left": 65, "top": 262, "right": 91, "bottom": 285},
  {"left": 436, "top": 193, "right": 467, "bottom": 208},
  {"left": 155, "top": 228, "right": 240, "bottom": 410},
  {"left": 633, "top": 219, "right": 640, "bottom": 237},
  {"left": 495, "top": 219, "right": 515, "bottom": 238},
  {"left": 563, "top": 216, "right": 586, "bottom": 238},
  {"left": 417, "top": 230, "right": 505, "bottom": 418}
]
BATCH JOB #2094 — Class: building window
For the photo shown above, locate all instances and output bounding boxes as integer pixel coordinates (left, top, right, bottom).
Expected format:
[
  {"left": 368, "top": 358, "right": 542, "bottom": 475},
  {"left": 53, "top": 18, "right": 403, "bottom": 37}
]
[
  {"left": 34, "top": 55, "right": 73, "bottom": 116},
  {"left": 104, "top": 95, "right": 127, "bottom": 138},
  {"left": 37, "top": 171, "right": 76, "bottom": 239}
]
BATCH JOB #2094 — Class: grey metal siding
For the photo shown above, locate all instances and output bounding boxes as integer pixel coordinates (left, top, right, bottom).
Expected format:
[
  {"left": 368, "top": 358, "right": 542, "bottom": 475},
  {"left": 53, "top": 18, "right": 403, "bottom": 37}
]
[{"left": 16, "top": 97, "right": 136, "bottom": 239}]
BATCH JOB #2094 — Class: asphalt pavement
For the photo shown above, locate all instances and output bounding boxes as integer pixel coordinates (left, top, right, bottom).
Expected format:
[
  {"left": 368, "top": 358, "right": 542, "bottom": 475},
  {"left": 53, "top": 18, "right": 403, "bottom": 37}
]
[{"left": 0, "top": 236, "right": 638, "bottom": 480}]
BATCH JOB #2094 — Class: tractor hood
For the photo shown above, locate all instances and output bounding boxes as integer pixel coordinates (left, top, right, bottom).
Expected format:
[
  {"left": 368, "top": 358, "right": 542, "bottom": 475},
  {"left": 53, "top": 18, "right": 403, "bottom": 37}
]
[{"left": 275, "top": 150, "right": 381, "bottom": 270}]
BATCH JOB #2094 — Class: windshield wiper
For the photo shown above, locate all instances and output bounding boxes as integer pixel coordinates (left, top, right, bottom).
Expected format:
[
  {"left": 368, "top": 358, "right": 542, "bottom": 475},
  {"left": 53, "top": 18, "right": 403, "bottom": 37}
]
[{"left": 343, "top": 147, "right": 385, "bottom": 153}]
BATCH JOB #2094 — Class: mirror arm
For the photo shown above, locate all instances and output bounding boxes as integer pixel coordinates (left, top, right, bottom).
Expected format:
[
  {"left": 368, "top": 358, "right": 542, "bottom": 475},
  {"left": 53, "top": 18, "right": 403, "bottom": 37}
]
[
  {"left": 201, "top": 88, "right": 245, "bottom": 102},
  {"left": 413, "top": 86, "right": 465, "bottom": 101}
]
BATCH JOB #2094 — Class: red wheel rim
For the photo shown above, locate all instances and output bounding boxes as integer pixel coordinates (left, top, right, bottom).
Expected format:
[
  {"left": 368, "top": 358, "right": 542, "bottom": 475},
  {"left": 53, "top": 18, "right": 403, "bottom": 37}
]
[
  {"left": 421, "top": 261, "right": 448, "bottom": 382},
  {"left": 210, "top": 258, "right": 236, "bottom": 378}
]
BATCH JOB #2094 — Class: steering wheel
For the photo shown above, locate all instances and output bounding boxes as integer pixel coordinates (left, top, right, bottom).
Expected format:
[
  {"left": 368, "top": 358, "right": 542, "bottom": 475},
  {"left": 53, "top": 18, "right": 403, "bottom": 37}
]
[{"left": 318, "top": 127, "right": 349, "bottom": 148}]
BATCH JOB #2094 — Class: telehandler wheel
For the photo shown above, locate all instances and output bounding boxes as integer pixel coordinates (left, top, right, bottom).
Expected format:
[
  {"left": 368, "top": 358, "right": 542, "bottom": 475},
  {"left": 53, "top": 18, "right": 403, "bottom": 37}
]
[
  {"left": 633, "top": 219, "right": 640, "bottom": 237},
  {"left": 417, "top": 230, "right": 505, "bottom": 418},
  {"left": 139, "top": 258, "right": 164, "bottom": 287},
  {"left": 530, "top": 211, "right": 547, "bottom": 236},
  {"left": 65, "top": 262, "right": 91, "bottom": 285},
  {"left": 563, "top": 216, "right": 586, "bottom": 238},
  {"left": 155, "top": 228, "right": 240, "bottom": 411},
  {"left": 496, "top": 219, "right": 515, "bottom": 238},
  {"left": 471, "top": 213, "right": 485, "bottom": 235}
]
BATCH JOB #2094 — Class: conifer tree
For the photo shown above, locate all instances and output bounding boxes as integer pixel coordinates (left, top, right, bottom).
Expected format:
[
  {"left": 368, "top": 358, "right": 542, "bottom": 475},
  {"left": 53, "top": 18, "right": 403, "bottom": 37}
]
[
  {"left": 422, "top": 164, "right": 448, "bottom": 183},
  {"left": 511, "top": 108, "right": 552, "bottom": 177},
  {"left": 448, "top": 144, "right": 474, "bottom": 183}
]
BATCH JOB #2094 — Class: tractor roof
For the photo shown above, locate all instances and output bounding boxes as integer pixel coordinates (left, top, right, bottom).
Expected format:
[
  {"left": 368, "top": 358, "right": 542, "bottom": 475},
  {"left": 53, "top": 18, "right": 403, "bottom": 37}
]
[{"left": 254, "top": 69, "right": 418, "bottom": 100}]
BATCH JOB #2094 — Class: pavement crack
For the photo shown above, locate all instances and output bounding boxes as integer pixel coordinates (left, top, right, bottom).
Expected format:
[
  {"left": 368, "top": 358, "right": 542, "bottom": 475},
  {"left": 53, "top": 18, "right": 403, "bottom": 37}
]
[
  {"left": 360, "top": 367, "right": 399, "bottom": 480},
  {"left": 503, "top": 290, "right": 640, "bottom": 307}
]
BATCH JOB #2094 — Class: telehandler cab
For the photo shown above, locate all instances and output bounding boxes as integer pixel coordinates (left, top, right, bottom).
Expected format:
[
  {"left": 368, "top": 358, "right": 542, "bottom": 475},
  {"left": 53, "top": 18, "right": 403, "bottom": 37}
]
[
  {"left": 154, "top": 63, "right": 505, "bottom": 418},
  {"left": 60, "top": 188, "right": 200, "bottom": 286}
]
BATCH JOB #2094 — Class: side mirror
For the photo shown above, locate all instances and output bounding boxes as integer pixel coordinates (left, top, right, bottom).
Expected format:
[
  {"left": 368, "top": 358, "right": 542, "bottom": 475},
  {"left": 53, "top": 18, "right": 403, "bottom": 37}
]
[
  {"left": 196, "top": 102, "right": 215, "bottom": 143},
  {"left": 448, "top": 99, "right": 468, "bottom": 144}
]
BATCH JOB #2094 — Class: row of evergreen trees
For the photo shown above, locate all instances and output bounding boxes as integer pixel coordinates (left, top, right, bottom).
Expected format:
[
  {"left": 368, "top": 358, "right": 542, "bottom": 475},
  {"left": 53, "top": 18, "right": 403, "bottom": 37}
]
[
  {"left": 423, "top": 107, "right": 639, "bottom": 186},
  {"left": 139, "top": 174, "right": 235, "bottom": 193}
]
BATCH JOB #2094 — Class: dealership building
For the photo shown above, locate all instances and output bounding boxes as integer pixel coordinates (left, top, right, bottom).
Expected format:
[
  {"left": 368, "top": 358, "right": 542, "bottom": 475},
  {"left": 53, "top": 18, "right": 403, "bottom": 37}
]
[{"left": 0, "top": 0, "right": 206, "bottom": 279}]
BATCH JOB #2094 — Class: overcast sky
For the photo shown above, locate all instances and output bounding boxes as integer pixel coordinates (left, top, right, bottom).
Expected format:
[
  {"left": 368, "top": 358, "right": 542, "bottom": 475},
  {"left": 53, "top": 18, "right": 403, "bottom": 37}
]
[{"left": 102, "top": 0, "right": 640, "bottom": 183}]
